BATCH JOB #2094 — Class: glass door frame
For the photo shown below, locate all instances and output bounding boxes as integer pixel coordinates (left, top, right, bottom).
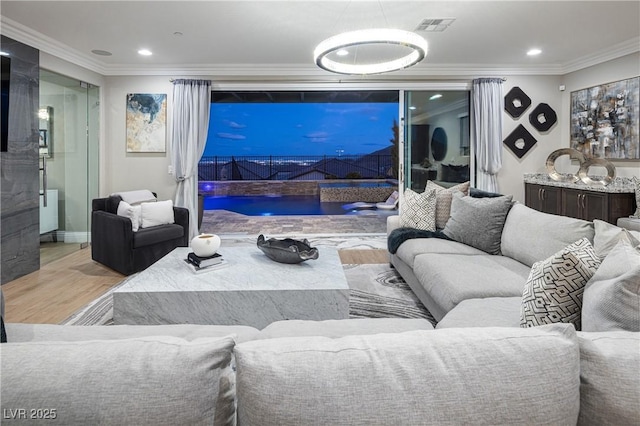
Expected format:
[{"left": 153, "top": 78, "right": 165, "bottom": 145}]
[{"left": 397, "top": 83, "right": 472, "bottom": 200}]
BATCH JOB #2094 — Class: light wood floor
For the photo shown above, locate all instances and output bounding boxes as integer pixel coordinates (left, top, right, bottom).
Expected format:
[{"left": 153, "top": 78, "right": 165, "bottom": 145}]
[{"left": 2, "top": 247, "right": 388, "bottom": 324}]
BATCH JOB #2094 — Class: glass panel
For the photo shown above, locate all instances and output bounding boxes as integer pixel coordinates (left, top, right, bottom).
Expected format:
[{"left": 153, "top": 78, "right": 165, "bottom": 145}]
[
  {"left": 39, "top": 70, "right": 99, "bottom": 261},
  {"left": 403, "top": 90, "right": 470, "bottom": 191}
]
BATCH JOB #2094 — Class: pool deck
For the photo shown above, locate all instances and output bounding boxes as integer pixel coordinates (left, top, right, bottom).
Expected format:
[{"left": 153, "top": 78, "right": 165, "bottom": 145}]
[{"left": 201, "top": 209, "right": 395, "bottom": 236}]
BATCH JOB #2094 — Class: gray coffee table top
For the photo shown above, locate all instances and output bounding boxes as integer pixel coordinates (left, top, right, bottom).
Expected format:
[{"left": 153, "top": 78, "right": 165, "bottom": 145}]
[{"left": 113, "top": 245, "right": 350, "bottom": 328}]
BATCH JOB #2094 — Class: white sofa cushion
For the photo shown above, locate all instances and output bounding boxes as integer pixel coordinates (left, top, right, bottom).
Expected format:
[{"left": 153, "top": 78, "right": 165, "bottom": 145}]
[
  {"left": 593, "top": 219, "right": 640, "bottom": 258},
  {"left": 1, "top": 336, "right": 237, "bottom": 425},
  {"left": 501, "top": 203, "right": 594, "bottom": 267},
  {"left": 577, "top": 331, "right": 640, "bottom": 425},
  {"left": 235, "top": 325, "right": 580, "bottom": 426},
  {"left": 582, "top": 235, "right": 640, "bottom": 332},
  {"left": 259, "top": 318, "right": 433, "bottom": 339},
  {"left": 395, "top": 237, "right": 485, "bottom": 269},
  {"left": 5, "top": 323, "right": 260, "bottom": 343},
  {"left": 412, "top": 252, "right": 530, "bottom": 317},
  {"left": 436, "top": 297, "right": 521, "bottom": 329}
]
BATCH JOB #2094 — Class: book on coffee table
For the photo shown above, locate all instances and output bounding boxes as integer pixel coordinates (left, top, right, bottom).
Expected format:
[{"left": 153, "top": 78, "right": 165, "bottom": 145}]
[
  {"left": 183, "top": 257, "right": 228, "bottom": 274},
  {"left": 187, "top": 252, "right": 223, "bottom": 268}
]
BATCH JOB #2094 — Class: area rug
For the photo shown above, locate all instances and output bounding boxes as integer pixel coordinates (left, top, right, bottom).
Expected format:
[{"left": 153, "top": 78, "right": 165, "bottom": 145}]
[{"left": 61, "top": 263, "right": 436, "bottom": 327}]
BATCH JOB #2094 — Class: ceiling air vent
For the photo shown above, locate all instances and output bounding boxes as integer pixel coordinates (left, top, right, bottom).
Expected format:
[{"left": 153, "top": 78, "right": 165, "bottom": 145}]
[{"left": 415, "top": 18, "right": 455, "bottom": 32}]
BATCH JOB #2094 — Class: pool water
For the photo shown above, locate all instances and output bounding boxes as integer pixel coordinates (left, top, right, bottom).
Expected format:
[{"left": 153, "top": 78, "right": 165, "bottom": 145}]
[{"left": 204, "top": 195, "right": 349, "bottom": 216}]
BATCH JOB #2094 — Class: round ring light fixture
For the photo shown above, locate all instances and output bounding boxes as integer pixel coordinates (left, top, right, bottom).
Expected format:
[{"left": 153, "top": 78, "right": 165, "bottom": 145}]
[{"left": 314, "top": 29, "right": 428, "bottom": 75}]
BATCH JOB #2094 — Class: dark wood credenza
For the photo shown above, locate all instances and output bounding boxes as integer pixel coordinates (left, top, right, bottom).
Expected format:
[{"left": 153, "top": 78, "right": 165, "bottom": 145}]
[{"left": 525, "top": 182, "right": 636, "bottom": 225}]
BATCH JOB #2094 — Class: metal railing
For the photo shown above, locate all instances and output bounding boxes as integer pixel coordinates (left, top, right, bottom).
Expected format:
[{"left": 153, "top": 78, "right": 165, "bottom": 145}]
[{"left": 198, "top": 155, "right": 393, "bottom": 181}]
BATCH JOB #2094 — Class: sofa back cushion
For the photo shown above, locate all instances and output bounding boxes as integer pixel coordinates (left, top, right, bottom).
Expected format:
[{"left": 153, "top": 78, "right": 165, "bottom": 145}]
[
  {"left": 501, "top": 203, "right": 595, "bottom": 267},
  {"left": 235, "top": 325, "right": 580, "bottom": 426},
  {"left": 577, "top": 331, "right": 640, "bottom": 425},
  {"left": 1, "top": 336, "right": 237, "bottom": 425},
  {"left": 582, "top": 235, "right": 640, "bottom": 332}
]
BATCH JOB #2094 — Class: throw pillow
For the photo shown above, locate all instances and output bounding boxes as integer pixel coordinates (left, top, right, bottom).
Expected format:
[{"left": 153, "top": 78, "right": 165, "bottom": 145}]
[
  {"left": 400, "top": 188, "right": 436, "bottom": 231},
  {"left": 593, "top": 219, "right": 640, "bottom": 259},
  {"left": 633, "top": 176, "right": 640, "bottom": 218},
  {"left": 117, "top": 200, "right": 142, "bottom": 232},
  {"left": 442, "top": 192, "right": 513, "bottom": 255},
  {"left": 582, "top": 233, "right": 640, "bottom": 332},
  {"left": 520, "top": 238, "right": 601, "bottom": 330},
  {"left": 110, "top": 189, "right": 157, "bottom": 205},
  {"left": 141, "top": 200, "right": 175, "bottom": 228},
  {"left": 425, "top": 180, "right": 470, "bottom": 229}
]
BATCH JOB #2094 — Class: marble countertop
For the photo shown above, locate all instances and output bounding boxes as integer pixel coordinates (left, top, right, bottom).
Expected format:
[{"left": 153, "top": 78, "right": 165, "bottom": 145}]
[{"left": 524, "top": 173, "right": 636, "bottom": 193}]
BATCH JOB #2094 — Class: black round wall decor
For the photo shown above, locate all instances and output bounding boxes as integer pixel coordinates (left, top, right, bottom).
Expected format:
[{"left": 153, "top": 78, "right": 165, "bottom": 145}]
[
  {"left": 431, "top": 127, "right": 448, "bottom": 161},
  {"left": 529, "top": 103, "right": 557, "bottom": 132},
  {"left": 503, "top": 124, "right": 537, "bottom": 159},
  {"left": 504, "top": 86, "right": 532, "bottom": 118}
]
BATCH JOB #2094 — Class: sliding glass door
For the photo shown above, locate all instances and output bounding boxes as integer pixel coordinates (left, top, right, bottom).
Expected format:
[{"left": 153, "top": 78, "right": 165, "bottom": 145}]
[{"left": 402, "top": 90, "right": 470, "bottom": 192}]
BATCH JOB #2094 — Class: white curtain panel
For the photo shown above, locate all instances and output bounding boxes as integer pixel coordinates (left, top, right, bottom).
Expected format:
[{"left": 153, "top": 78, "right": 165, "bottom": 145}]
[
  {"left": 472, "top": 78, "right": 504, "bottom": 192},
  {"left": 170, "top": 79, "right": 211, "bottom": 240}
]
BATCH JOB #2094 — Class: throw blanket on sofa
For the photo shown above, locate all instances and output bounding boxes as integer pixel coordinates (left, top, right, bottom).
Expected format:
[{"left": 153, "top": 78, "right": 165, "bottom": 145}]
[{"left": 388, "top": 228, "right": 451, "bottom": 254}]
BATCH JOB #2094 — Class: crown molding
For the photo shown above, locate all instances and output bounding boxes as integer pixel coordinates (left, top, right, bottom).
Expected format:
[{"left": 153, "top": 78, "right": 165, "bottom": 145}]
[
  {"left": 1, "top": 17, "right": 109, "bottom": 75},
  {"left": 2, "top": 15, "right": 637, "bottom": 79},
  {"left": 560, "top": 37, "right": 640, "bottom": 74}
]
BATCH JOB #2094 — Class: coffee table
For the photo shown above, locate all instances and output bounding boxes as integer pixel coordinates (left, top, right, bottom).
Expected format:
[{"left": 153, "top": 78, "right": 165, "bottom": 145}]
[{"left": 113, "top": 245, "right": 350, "bottom": 329}]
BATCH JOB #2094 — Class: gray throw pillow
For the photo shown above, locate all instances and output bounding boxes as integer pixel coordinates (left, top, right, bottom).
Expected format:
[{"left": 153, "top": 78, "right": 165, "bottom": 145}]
[
  {"left": 442, "top": 192, "right": 513, "bottom": 255},
  {"left": 582, "top": 234, "right": 640, "bottom": 332},
  {"left": 521, "top": 238, "right": 601, "bottom": 330}
]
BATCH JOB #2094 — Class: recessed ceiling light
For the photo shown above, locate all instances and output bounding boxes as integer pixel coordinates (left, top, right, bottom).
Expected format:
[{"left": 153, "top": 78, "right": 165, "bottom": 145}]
[
  {"left": 336, "top": 49, "right": 349, "bottom": 56},
  {"left": 138, "top": 49, "right": 153, "bottom": 56},
  {"left": 0, "top": 51, "right": 9, "bottom": 56},
  {"left": 173, "top": 32, "right": 183, "bottom": 37},
  {"left": 527, "top": 48, "right": 542, "bottom": 56},
  {"left": 409, "top": 106, "right": 417, "bottom": 110},
  {"left": 429, "top": 94, "right": 443, "bottom": 100},
  {"left": 91, "top": 49, "right": 112, "bottom": 56}
]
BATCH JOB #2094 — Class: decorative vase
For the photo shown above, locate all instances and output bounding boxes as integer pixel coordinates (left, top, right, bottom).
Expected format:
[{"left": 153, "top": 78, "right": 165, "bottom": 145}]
[{"left": 191, "top": 233, "right": 221, "bottom": 258}]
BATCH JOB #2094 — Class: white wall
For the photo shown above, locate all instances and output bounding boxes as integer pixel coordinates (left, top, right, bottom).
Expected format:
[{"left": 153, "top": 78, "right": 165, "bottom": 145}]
[
  {"left": 103, "top": 76, "right": 177, "bottom": 201},
  {"left": 499, "top": 75, "right": 563, "bottom": 202}
]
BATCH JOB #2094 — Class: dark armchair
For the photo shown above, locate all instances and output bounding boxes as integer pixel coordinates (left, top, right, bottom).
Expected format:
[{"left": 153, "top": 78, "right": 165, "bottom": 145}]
[{"left": 91, "top": 195, "right": 189, "bottom": 275}]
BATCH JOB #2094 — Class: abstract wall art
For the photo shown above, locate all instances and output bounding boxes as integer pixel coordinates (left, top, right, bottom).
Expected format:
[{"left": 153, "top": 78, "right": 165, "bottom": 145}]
[
  {"left": 570, "top": 77, "right": 639, "bottom": 160},
  {"left": 126, "top": 93, "right": 167, "bottom": 153}
]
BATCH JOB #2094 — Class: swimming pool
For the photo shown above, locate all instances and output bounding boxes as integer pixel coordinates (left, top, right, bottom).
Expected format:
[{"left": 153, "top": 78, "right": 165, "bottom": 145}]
[{"left": 203, "top": 195, "right": 348, "bottom": 216}]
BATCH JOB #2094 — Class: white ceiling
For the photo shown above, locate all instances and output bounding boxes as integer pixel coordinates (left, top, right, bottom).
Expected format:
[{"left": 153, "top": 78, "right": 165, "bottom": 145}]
[{"left": 1, "top": 1, "right": 639, "bottom": 78}]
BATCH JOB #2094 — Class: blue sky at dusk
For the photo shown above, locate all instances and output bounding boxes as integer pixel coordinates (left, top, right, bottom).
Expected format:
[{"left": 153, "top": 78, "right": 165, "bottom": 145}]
[{"left": 204, "top": 102, "right": 398, "bottom": 157}]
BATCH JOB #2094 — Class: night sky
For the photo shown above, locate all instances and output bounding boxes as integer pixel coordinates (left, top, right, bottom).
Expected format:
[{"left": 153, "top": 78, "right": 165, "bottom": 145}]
[{"left": 204, "top": 102, "right": 398, "bottom": 157}]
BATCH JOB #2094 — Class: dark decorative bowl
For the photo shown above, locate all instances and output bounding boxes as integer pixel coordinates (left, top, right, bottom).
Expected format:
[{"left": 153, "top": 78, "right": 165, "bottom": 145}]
[{"left": 257, "top": 234, "right": 319, "bottom": 264}]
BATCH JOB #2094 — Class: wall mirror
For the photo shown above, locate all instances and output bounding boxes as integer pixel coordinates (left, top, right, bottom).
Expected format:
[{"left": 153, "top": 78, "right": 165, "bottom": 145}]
[{"left": 39, "top": 106, "right": 52, "bottom": 158}]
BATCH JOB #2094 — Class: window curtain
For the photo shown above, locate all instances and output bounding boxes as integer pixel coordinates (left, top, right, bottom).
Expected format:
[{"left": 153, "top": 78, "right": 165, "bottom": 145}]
[
  {"left": 170, "top": 79, "right": 211, "bottom": 240},
  {"left": 472, "top": 78, "right": 504, "bottom": 192}
]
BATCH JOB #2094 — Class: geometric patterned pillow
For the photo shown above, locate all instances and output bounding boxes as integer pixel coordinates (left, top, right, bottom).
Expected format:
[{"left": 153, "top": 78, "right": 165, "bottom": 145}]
[
  {"left": 520, "top": 237, "right": 601, "bottom": 330},
  {"left": 633, "top": 176, "right": 640, "bottom": 218},
  {"left": 399, "top": 188, "right": 436, "bottom": 231},
  {"left": 425, "top": 180, "right": 470, "bottom": 229}
]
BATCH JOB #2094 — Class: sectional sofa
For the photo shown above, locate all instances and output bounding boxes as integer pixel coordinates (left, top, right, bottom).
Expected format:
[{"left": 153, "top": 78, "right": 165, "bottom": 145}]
[{"left": 1, "top": 192, "right": 639, "bottom": 425}]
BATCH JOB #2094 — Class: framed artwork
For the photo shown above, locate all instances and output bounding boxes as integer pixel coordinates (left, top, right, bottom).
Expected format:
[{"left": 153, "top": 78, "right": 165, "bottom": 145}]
[
  {"left": 570, "top": 76, "right": 639, "bottom": 160},
  {"left": 126, "top": 93, "right": 167, "bottom": 153}
]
